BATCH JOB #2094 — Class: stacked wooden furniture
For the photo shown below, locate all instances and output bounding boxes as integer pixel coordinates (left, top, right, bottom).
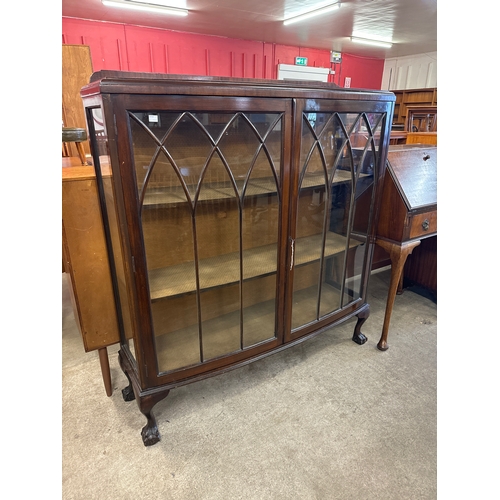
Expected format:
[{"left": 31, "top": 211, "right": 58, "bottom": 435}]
[
  {"left": 388, "top": 88, "right": 437, "bottom": 145},
  {"left": 375, "top": 144, "right": 437, "bottom": 351},
  {"left": 392, "top": 87, "right": 437, "bottom": 129},
  {"left": 81, "top": 71, "right": 395, "bottom": 446},
  {"left": 405, "top": 105, "right": 437, "bottom": 145}
]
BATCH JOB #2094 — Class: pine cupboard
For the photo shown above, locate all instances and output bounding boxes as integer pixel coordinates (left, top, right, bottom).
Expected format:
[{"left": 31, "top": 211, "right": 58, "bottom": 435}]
[{"left": 81, "top": 71, "right": 395, "bottom": 446}]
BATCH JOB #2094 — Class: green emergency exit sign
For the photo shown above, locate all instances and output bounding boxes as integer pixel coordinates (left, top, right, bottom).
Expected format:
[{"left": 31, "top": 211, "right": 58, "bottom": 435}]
[{"left": 295, "top": 57, "right": 308, "bottom": 66}]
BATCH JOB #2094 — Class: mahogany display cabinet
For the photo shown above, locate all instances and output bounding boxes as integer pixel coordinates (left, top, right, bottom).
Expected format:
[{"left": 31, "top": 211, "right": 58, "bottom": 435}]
[{"left": 81, "top": 71, "right": 395, "bottom": 446}]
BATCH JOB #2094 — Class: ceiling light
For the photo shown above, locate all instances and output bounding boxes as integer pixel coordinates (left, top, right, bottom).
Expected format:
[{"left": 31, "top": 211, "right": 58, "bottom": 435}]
[
  {"left": 350, "top": 36, "right": 392, "bottom": 48},
  {"left": 283, "top": 2, "right": 341, "bottom": 26},
  {"left": 101, "top": 0, "right": 188, "bottom": 16}
]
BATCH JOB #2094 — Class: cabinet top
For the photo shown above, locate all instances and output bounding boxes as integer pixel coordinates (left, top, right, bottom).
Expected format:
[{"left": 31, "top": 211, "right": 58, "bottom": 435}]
[{"left": 81, "top": 70, "right": 395, "bottom": 102}]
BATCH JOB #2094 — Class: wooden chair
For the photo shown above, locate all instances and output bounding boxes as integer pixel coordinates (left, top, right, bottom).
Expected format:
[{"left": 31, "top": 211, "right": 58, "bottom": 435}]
[
  {"left": 405, "top": 106, "right": 437, "bottom": 133},
  {"left": 62, "top": 127, "right": 88, "bottom": 165}
]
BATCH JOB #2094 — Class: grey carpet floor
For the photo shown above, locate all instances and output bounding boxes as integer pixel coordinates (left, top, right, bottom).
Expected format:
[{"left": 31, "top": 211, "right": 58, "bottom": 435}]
[{"left": 62, "top": 269, "right": 437, "bottom": 499}]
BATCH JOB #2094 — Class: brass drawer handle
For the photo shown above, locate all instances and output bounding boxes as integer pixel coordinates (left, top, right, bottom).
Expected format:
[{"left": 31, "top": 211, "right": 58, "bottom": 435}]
[{"left": 422, "top": 219, "right": 430, "bottom": 230}]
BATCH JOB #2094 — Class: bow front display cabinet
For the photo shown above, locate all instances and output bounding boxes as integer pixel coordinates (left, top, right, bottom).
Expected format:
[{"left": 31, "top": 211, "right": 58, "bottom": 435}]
[{"left": 81, "top": 71, "right": 395, "bottom": 446}]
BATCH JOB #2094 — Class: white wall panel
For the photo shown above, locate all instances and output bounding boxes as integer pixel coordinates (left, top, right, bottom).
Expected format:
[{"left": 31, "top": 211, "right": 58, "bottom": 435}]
[{"left": 381, "top": 52, "right": 437, "bottom": 90}]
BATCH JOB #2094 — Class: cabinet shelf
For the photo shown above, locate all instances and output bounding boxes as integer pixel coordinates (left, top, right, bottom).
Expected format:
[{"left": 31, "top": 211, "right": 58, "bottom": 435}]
[
  {"left": 155, "top": 296, "right": 278, "bottom": 370},
  {"left": 148, "top": 232, "right": 359, "bottom": 301},
  {"left": 143, "top": 176, "right": 279, "bottom": 206},
  {"left": 142, "top": 171, "right": 357, "bottom": 207},
  {"left": 154, "top": 279, "right": 347, "bottom": 371}
]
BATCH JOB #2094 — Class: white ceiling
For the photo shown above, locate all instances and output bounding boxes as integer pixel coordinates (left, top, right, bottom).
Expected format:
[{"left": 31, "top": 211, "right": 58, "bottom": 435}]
[{"left": 62, "top": 0, "right": 437, "bottom": 60}]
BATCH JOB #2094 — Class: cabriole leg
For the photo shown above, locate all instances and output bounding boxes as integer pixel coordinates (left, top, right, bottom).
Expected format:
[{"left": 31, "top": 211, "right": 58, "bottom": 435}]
[
  {"left": 117, "top": 349, "right": 170, "bottom": 446},
  {"left": 121, "top": 373, "right": 135, "bottom": 402},
  {"left": 139, "top": 391, "right": 170, "bottom": 447},
  {"left": 375, "top": 239, "right": 421, "bottom": 351},
  {"left": 118, "top": 350, "right": 136, "bottom": 402},
  {"left": 352, "top": 305, "right": 369, "bottom": 345}
]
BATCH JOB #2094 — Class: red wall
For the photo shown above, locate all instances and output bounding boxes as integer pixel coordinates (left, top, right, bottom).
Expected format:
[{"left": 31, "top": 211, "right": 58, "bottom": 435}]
[{"left": 62, "top": 17, "right": 384, "bottom": 89}]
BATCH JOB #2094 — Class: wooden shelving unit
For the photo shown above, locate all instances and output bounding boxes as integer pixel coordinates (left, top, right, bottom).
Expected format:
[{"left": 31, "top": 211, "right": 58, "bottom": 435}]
[{"left": 392, "top": 87, "right": 437, "bottom": 128}]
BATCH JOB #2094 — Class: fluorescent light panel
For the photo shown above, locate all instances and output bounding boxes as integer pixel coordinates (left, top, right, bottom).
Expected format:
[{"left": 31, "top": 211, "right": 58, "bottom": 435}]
[
  {"left": 101, "top": 0, "right": 188, "bottom": 16},
  {"left": 284, "top": 2, "right": 341, "bottom": 26},
  {"left": 350, "top": 36, "right": 392, "bottom": 48}
]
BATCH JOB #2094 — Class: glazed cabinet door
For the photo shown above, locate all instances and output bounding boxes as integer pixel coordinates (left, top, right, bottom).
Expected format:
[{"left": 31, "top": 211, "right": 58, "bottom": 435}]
[
  {"left": 110, "top": 95, "right": 291, "bottom": 384},
  {"left": 286, "top": 99, "right": 389, "bottom": 339}
]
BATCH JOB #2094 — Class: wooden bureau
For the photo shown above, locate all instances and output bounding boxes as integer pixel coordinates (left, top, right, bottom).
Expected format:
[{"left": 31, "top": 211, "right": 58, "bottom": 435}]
[{"left": 375, "top": 144, "right": 437, "bottom": 350}]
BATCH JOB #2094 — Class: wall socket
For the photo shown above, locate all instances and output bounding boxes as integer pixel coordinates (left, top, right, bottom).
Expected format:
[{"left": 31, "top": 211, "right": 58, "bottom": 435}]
[{"left": 344, "top": 77, "right": 351, "bottom": 88}]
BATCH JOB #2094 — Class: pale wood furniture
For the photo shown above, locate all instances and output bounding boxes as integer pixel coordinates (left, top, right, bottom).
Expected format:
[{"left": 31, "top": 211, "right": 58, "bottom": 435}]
[
  {"left": 62, "top": 44, "right": 93, "bottom": 159},
  {"left": 62, "top": 157, "right": 120, "bottom": 396},
  {"left": 81, "top": 71, "right": 395, "bottom": 446},
  {"left": 375, "top": 145, "right": 437, "bottom": 351},
  {"left": 391, "top": 92, "right": 438, "bottom": 145},
  {"left": 406, "top": 131, "right": 437, "bottom": 145}
]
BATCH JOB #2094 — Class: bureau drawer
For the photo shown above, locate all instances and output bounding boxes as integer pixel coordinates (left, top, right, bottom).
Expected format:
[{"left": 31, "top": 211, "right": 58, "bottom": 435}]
[{"left": 409, "top": 211, "right": 437, "bottom": 239}]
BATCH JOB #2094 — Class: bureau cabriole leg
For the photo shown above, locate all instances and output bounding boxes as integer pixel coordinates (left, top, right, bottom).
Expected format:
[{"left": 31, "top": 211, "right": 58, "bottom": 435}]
[
  {"left": 352, "top": 304, "right": 370, "bottom": 345},
  {"left": 375, "top": 239, "right": 421, "bottom": 351}
]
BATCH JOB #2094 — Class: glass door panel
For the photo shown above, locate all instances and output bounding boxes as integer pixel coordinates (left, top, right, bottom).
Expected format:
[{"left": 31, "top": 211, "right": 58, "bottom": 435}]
[
  {"left": 129, "top": 109, "right": 283, "bottom": 373},
  {"left": 241, "top": 167, "right": 280, "bottom": 348},
  {"left": 291, "top": 109, "right": 384, "bottom": 333}
]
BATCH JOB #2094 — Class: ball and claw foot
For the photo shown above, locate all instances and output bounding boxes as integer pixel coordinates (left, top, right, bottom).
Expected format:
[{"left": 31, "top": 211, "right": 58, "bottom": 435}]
[
  {"left": 122, "top": 384, "right": 135, "bottom": 402},
  {"left": 141, "top": 422, "right": 161, "bottom": 447},
  {"left": 352, "top": 331, "right": 368, "bottom": 345},
  {"left": 352, "top": 307, "right": 369, "bottom": 345}
]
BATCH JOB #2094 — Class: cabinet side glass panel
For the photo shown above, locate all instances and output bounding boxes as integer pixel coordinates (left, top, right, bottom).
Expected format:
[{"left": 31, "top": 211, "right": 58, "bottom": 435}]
[
  {"left": 88, "top": 107, "right": 137, "bottom": 359},
  {"left": 342, "top": 113, "right": 384, "bottom": 306},
  {"left": 129, "top": 110, "right": 281, "bottom": 372}
]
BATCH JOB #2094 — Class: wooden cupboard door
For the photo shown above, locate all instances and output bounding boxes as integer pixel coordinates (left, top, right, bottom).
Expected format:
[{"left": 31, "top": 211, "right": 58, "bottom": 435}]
[
  {"left": 62, "top": 44, "right": 93, "bottom": 157},
  {"left": 287, "top": 101, "right": 388, "bottom": 339}
]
